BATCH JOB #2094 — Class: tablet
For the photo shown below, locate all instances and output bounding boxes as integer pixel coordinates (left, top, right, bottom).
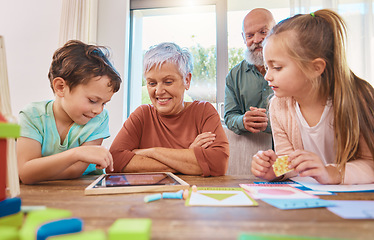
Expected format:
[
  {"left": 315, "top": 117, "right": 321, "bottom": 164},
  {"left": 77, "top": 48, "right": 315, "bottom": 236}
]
[{"left": 84, "top": 172, "right": 189, "bottom": 195}]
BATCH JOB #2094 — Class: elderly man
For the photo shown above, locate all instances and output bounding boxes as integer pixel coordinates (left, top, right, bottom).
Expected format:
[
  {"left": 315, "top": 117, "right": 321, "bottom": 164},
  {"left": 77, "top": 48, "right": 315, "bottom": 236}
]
[{"left": 224, "top": 8, "right": 275, "bottom": 135}]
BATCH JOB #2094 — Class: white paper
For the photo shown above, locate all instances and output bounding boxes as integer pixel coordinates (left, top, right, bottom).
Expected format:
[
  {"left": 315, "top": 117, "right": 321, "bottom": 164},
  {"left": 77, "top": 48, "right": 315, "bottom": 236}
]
[
  {"left": 291, "top": 176, "right": 374, "bottom": 192},
  {"left": 327, "top": 201, "right": 374, "bottom": 219}
]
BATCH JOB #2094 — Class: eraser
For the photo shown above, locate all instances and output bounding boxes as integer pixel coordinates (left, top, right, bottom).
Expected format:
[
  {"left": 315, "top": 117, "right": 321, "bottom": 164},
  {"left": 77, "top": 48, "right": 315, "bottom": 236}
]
[
  {"left": 20, "top": 208, "right": 72, "bottom": 240},
  {"left": 36, "top": 218, "right": 83, "bottom": 240},
  {"left": 0, "top": 197, "right": 21, "bottom": 218},
  {"left": 144, "top": 193, "right": 162, "bottom": 203},
  {"left": 109, "top": 218, "right": 151, "bottom": 240},
  {"left": 162, "top": 190, "right": 183, "bottom": 199},
  {"left": 192, "top": 185, "right": 197, "bottom": 192},
  {"left": 48, "top": 230, "right": 106, "bottom": 240}
]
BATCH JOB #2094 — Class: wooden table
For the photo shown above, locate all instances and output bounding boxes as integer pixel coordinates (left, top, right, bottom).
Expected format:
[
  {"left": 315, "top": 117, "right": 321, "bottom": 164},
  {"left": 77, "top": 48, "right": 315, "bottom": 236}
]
[{"left": 19, "top": 175, "right": 374, "bottom": 240}]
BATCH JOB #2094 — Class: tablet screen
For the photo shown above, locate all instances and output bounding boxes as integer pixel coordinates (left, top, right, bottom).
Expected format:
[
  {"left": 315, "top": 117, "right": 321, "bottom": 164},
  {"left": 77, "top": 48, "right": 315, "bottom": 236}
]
[{"left": 102, "top": 173, "right": 179, "bottom": 187}]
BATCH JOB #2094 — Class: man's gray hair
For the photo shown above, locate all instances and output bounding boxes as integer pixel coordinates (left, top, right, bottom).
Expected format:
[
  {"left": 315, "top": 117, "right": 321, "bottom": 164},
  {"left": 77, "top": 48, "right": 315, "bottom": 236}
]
[{"left": 143, "top": 42, "right": 193, "bottom": 79}]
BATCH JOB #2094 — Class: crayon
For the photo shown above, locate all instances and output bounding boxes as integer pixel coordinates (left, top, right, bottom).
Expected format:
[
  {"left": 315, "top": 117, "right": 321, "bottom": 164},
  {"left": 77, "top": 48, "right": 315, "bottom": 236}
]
[
  {"left": 144, "top": 193, "right": 162, "bottom": 203},
  {"left": 162, "top": 190, "right": 183, "bottom": 199}
]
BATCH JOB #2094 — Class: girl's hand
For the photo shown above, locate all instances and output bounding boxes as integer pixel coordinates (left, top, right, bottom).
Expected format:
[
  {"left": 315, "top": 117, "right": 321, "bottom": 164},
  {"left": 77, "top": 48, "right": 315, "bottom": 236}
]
[
  {"left": 75, "top": 145, "right": 113, "bottom": 171},
  {"left": 288, "top": 150, "right": 341, "bottom": 184},
  {"left": 251, "top": 150, "right": 277, "bottom": 181},
  {"left": 189, "top": 132, "right": 216, "bottom": 149}
]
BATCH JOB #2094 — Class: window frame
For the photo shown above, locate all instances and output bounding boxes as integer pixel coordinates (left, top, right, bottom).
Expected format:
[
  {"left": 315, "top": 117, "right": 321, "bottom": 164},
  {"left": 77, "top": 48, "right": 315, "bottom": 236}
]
[{"left": 128, "top": 0, "right": 228, "bottom": 118}]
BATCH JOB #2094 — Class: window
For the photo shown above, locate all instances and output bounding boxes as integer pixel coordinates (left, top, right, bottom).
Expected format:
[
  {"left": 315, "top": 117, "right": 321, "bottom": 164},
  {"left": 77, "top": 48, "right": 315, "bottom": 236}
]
[
  {"left": 128, "top": 0, "right": 227, "bottom": 117},
  {"left": 131, "top": 5, "right": 217, "bottom": 105},
  {"left": 128, "top": 0, "right": 373, "bottom": 118}
]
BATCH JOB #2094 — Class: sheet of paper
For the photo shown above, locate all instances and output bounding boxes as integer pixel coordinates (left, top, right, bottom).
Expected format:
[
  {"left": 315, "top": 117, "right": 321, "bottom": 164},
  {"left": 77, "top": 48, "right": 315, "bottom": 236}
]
[
  {"left": 291, "top": 176, "right": 374, "bottom": 192},
  {"left": 327, "top": 200, "right": 374, "bottom": 219},
  {"left": 240, "top": 184, "right": 317, "bottom": 199},
  {"left": 185, "top": 187, "right": 258, "bottom": 207},
  {"left": 253, "top": 181, "right": 333, "bottom": 195},
  {"left": 262, "top": 198, "right": 335, "bottom": 210}
]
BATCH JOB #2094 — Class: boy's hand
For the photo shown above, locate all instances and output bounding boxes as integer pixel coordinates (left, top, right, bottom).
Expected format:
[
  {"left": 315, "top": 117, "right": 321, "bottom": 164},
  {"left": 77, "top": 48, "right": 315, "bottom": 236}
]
[
  {"left": 288, "top": 150, "right": 341, "bottom": 184},
  {"left": 251, "top": 149, "right": 277, "bottom": 180},
  {"left": 189, "top": 132, "right": 216, "bottom": 149},
  {"left": 75, "top": 145, "right": 114, "bottom": 172},
  {"left": 243, "top": 107, "right": 268, "bottom": 133}
]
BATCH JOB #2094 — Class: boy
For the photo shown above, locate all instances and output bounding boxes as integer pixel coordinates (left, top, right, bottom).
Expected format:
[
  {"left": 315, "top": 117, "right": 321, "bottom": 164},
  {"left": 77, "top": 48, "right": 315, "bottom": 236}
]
[{"left": 17, "top": 40, "right": 121, "bottom": 184}]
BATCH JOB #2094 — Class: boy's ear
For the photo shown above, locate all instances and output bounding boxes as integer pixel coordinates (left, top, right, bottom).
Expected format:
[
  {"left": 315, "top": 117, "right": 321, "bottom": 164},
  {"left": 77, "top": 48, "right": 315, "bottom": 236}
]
[
  {"left": 311, "top": 58, "right": 326, "bottom": 77},
  {"left": 52, "top": 77, "right": 67, "bottom": 97}
]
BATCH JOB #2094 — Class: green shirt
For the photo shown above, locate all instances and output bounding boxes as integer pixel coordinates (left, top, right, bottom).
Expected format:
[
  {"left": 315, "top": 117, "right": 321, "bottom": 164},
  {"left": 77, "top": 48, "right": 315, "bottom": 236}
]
[
  {"left": 224, "top": 60, "right": 273, "bottom": 135},
  {"left": 19, "top": 100, "right": 110, "bottom": 175}
]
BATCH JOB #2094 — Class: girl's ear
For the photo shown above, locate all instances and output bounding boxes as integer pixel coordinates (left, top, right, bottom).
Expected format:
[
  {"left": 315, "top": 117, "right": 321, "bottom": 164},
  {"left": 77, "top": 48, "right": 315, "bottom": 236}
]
[
  {"left": 311, "top": 58, "right": 326, "bottom": 77},
  {"left": 52, "top": 77, "right": 67, "bottom": 97},
  {"left": 184, "top": 73, "right": 192, "bottom": 90}
]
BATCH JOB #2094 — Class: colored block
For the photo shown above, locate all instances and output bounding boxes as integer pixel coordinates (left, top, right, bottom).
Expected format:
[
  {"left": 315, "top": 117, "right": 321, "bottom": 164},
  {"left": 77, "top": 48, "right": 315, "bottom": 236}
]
[
  {"left": 0, "top": 226, "right": 19, "bottom": 240},
  {"left": 48, "top": 230, "right": 106, "bottom": 240},
  {"left": 36, "top": 218, "right": 83, "bottom": 240},
  {"left": 0, "top": 138, "right": 7, "bottom": 201},
  {"left": 0, "top": 122, "right": 21, "bottom": 138},
  {"left": 0, "top": 113, "right": 20, "bottom": 201},
  {"left": 19, "top": 208, "right": 72, "bottom": 240},
  {"left": 108, "top": 218, "right": 151, "bottom": 240},
  {"left": 0, "top": 197, "right": 22, "bottom": 217},
  {"left": 0, "top": 211, "right": 23, "bottom": 228}
]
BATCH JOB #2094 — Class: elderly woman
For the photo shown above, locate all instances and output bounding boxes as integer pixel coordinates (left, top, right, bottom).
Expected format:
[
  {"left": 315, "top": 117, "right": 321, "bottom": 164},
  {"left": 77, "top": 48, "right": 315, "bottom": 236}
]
[{"left": 109, "top": 42, "right": 229, "bottom": 176}]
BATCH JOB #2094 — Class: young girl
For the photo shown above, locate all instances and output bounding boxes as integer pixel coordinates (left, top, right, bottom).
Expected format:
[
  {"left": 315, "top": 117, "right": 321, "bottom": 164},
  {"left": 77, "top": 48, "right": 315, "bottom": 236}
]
[
  {"left": 251, "top": 9, "right": 374, "bottom": 184},
  {"left": 17, "top": 40, "right": 122, "bottom": 184}
]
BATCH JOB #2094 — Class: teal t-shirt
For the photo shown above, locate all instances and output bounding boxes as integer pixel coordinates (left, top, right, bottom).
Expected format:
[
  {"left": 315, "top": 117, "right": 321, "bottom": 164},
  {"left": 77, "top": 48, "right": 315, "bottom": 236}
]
[{"left": 18, "top": 100, "right": 110, "bottom": 175}]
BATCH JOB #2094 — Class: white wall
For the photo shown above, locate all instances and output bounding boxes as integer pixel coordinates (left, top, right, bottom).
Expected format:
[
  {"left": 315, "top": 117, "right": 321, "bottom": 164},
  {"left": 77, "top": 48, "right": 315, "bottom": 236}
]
[
  {"left": 96, "top": 0, "right": 129, "bottom": 147},
  {"left": 0, "top": 0, "right": 61, "bottom": 115},
  {"left": 0, "top": 0, "right": 129, "bottom": 147}
]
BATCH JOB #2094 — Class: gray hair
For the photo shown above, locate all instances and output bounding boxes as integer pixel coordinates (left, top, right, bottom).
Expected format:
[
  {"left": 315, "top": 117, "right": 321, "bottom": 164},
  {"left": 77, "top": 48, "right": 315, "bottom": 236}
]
[{"left": 143, "top": 42, "right": 193, "bottom": 80}]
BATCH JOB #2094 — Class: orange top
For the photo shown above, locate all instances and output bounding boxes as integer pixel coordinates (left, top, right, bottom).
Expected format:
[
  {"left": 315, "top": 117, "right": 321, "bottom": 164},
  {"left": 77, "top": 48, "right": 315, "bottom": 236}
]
[{"left": 109, "top": 101, "right": 229, "bottom": 176}]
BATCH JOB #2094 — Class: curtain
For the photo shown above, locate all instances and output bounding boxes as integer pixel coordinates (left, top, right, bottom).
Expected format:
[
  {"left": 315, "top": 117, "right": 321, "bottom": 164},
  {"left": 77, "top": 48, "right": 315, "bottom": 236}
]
[{"left": 59, "top": 0, "right": 98, "bottom": 46}]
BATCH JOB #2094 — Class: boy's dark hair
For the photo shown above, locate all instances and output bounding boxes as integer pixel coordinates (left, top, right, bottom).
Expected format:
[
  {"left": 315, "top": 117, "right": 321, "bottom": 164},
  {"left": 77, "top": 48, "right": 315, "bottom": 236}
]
[{"left": 48, "top": 40, "right": 121, "bottom": 93}]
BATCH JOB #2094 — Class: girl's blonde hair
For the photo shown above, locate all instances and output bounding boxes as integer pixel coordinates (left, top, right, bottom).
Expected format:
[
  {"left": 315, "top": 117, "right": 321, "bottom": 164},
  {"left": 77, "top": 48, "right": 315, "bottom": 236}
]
[{"left": 266, "top": 9, "right": 374, "bottom": 176}]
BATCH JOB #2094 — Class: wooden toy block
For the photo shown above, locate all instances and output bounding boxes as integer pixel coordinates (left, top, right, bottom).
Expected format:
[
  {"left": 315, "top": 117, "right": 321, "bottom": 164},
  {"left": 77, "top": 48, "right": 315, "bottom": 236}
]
[
  {"left": 108, "top": 218, "right": 152, "bottom": 240},
  {"left": 19, "top": 208, "right": 72, "bottom": 240},
  {"left": 36, "top": 218, "right": 83, "bottom": 240},
  {"left": 0, "top": 226, "right": 19, "bottom": 240},
  {"left": 48, "top": 230, "right": 106, "bottom": 240},
  {"left": 0, "top": 113, "right": 21, "bottom": 200},
  {"left": 0, "top": 197, "right": 21, "bottom": 218},
  {"left": 0, "top": 137, "right": 6, "bottom": 200}
]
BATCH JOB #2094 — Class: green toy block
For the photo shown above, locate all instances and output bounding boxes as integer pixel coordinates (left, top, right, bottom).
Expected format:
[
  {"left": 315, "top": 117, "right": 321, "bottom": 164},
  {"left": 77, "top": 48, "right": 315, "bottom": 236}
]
[
  {"left": 108, "top": 218, "right": 152, "bottom": 240},
  {"left": 19, "top": 208, "right": 72, "bottom": 240},
  {"left": 0, "top": 211, "right": 23, "bottom": 228},
  {"left": 48, "top": 230, "right": 106, "bottom": 240},
  {"left": 0, "top": 226, "right": 19, "bottom": 240},
  {"left": 0, "top": 122, "right": 20, "bottom": 138}
]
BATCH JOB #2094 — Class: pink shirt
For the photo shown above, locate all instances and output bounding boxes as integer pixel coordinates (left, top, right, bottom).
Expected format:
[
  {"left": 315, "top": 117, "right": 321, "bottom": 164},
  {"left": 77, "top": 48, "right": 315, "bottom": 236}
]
[
  {"left": 270, "top": 96, "right": 374, "bottom": 184},
  {"left": 109, "top": 101, "right": 229, "bottom": 176}
]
